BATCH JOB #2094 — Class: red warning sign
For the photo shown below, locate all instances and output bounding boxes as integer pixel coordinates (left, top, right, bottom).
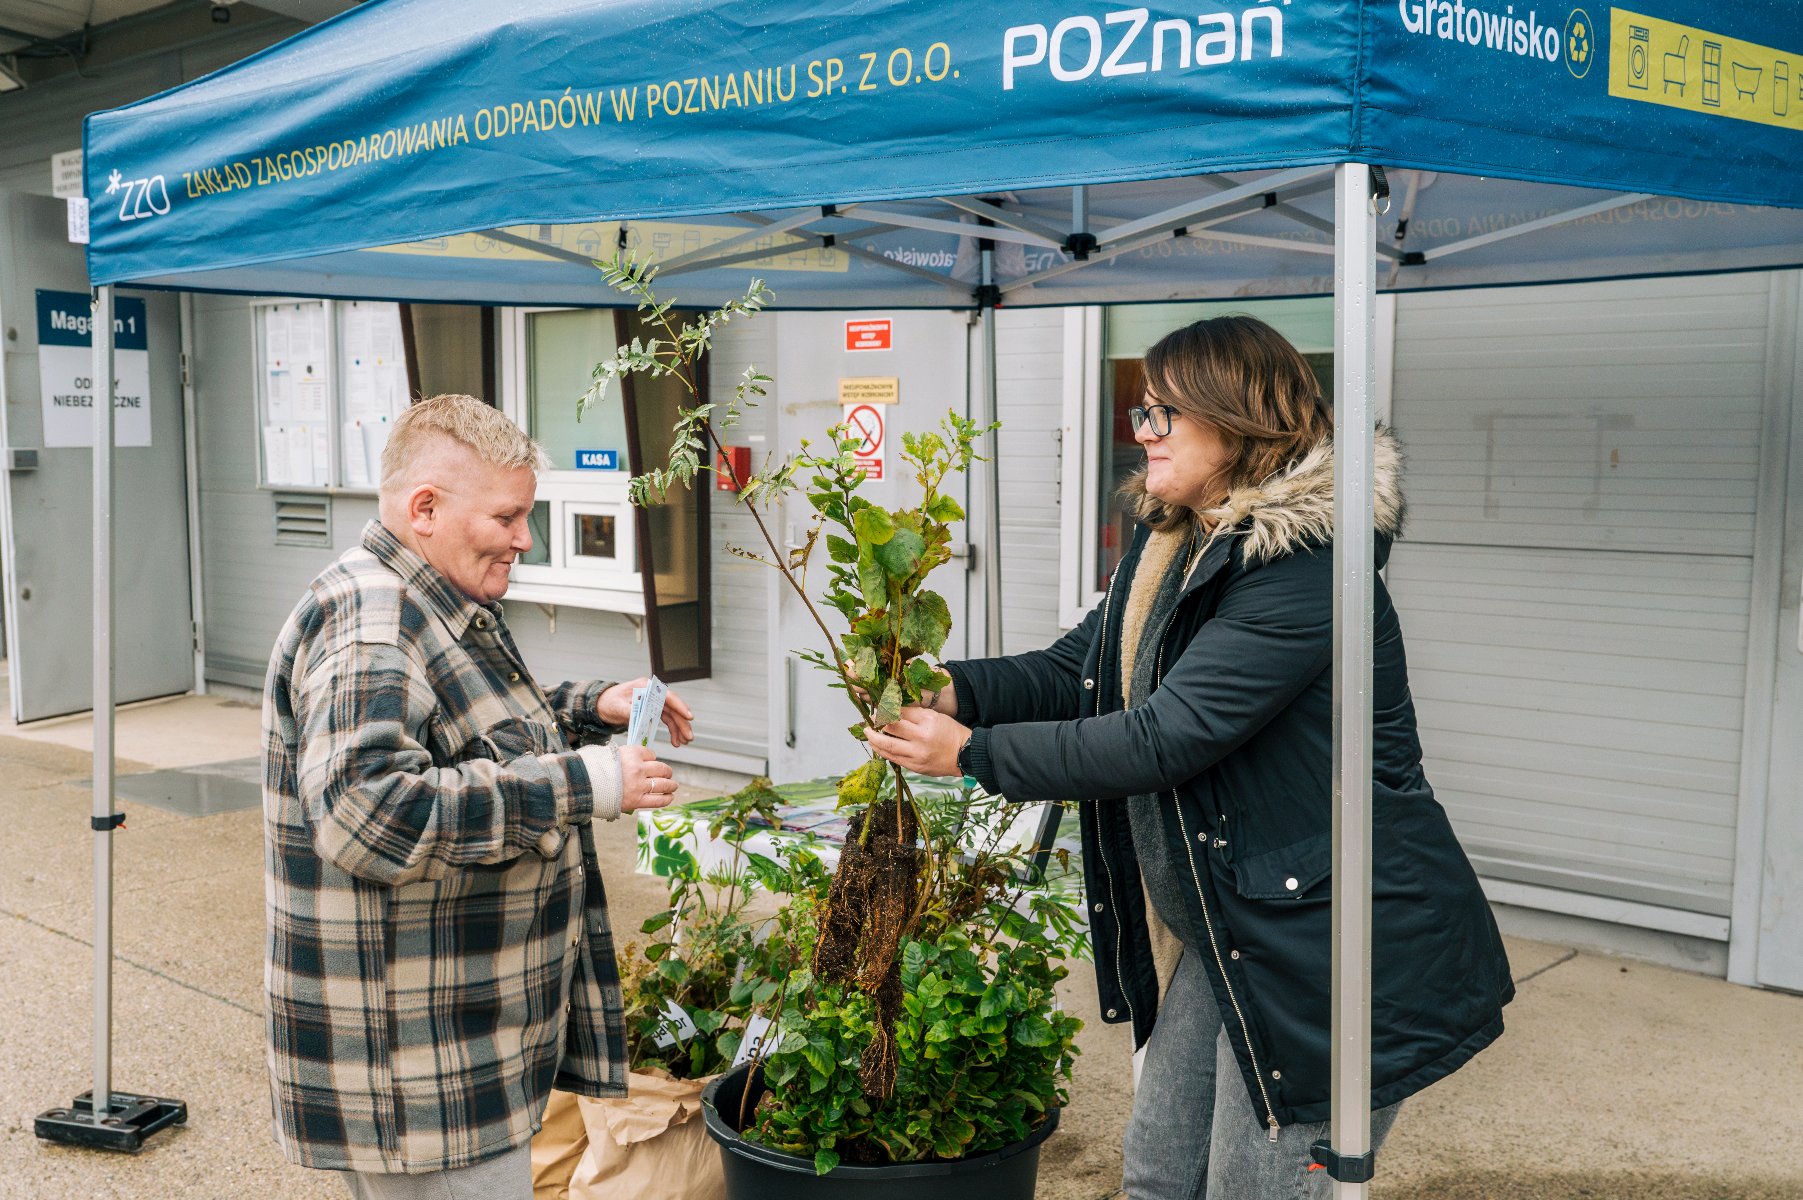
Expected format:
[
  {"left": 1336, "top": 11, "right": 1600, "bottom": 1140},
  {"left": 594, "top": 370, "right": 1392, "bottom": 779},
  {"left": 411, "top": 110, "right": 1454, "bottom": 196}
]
[
  {"left": 843, "top": 402, "right": 885, "bottom": 480},
  {"left": 845, "top": 319, "right": 892, "bottom": 352}
]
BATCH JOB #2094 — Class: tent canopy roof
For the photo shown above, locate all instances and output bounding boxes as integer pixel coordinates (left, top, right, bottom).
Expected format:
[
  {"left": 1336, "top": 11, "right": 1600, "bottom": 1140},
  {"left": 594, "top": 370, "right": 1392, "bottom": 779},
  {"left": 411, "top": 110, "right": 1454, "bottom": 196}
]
[{"left": 82, "top": 0, "right": 1803, "bottom": 307}]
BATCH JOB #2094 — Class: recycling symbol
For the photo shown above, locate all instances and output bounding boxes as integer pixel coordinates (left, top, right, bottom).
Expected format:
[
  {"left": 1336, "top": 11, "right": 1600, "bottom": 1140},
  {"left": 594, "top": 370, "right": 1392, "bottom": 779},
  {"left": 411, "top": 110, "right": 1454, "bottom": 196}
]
[{"left": 1565, "top": 9, "right": 1594, "bottom": 79}]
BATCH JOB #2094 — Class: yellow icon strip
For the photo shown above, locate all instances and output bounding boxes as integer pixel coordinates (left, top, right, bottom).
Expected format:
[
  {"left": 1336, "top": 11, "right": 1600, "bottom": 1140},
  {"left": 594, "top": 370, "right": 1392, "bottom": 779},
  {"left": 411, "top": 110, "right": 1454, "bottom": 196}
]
[
  {"left": 368, "top": 219, "right": 850, "bottom": 274},
  {"left": 1610, "top": 8, "right": 1803, "bottom": 132}
]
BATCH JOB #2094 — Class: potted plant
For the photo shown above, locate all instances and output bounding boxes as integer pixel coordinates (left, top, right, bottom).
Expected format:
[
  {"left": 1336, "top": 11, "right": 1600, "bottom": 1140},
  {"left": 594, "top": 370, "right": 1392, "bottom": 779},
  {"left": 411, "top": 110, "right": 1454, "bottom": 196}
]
[
  {"left": 536, "top": 778, "right": 830, "bottom": 1200},
  {"left": 579, "top": 259, "right": 1085, "bottom": 1199}
]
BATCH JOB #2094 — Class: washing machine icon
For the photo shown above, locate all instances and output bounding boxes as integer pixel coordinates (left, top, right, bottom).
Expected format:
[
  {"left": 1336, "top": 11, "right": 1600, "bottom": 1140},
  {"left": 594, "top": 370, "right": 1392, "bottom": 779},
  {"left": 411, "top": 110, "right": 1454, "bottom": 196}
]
[{"left": 1628, "top": 26, "right": 1650, "bottom": 89}]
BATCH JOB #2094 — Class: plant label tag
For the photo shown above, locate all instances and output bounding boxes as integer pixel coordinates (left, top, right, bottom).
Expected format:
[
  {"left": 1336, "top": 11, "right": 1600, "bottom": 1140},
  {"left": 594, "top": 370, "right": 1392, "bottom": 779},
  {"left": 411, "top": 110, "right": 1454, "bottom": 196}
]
[
  {"left": 733, "top": 1015, "right": 781, "bottom": 1066},
  {"left": 651, "top": 999, "right": 699, "bottom": 1049},
  {"left": 627, "top": 676, "right": 668, "bottom": 747}
]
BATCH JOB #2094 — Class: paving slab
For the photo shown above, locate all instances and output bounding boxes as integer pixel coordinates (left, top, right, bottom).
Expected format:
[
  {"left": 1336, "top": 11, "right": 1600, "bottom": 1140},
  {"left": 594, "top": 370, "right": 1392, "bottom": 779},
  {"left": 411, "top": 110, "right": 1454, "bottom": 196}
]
[
  {"left": 1, "top": 795, "right": 263, "bottom": 917},
  {"left": 0, "top": 914, "right": 339, "bottom": 1200},
  {"left": 1, "top": 692, "right": 264, "bottom": 772},
  {"left": 1376, "top": 946, "right": 1803, "bottom": 1198}
]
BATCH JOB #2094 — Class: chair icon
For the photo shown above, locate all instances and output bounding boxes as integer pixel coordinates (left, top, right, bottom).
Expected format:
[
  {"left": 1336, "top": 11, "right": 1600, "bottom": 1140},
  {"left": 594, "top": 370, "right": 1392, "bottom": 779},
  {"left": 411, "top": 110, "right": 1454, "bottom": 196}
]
[
  {"left": 1664, "top": 35, "right": 1689, "bottom": 95},
  {"left": 1732, "top": 61, "right": 1763, "bottom": 103}
]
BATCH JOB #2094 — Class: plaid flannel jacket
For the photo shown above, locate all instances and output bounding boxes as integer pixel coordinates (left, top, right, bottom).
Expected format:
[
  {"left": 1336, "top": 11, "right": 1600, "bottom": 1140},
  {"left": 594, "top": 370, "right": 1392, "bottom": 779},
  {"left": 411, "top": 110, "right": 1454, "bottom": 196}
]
[{"left": 262, "top": 520, "right": 628, "bottom": 1174}]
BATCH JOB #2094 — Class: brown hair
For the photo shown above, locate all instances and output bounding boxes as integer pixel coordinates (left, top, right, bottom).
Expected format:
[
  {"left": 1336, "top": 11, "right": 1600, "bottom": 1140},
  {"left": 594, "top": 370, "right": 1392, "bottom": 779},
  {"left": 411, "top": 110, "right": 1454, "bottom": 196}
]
[{"left": 1120, "top": 314, "right": 1333, "bottom": 531}]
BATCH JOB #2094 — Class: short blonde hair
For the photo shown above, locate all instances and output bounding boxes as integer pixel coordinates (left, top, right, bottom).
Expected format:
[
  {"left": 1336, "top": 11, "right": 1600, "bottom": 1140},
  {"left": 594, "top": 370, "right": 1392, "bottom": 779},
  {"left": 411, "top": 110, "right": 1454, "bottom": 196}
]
[{"left": 379, "top": 393, "right": 550, "bottom": 492}]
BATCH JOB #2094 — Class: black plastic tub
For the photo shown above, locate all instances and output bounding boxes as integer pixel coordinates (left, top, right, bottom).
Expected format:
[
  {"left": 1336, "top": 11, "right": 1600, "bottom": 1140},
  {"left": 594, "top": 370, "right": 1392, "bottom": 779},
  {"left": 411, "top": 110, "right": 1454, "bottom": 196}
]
[{"left": 701, "top": 1064, "right": 1060, "bottom": 1200}]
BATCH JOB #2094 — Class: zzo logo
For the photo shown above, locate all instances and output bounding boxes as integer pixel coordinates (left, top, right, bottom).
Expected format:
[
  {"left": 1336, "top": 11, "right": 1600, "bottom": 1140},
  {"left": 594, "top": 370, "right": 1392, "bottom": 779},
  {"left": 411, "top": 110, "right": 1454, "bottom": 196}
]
[{"left": 105, "top": 168, "right": 170, "bottom": 222}]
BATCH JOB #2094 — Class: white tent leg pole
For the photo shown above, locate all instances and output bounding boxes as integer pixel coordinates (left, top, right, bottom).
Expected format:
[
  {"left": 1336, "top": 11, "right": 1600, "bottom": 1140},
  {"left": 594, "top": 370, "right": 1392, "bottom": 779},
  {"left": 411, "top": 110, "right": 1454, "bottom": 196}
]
[
  {"left": 36, "top": 288, "right": 187, "bottom": 1151},
  {"left": 978, "top": 244, "right": 1003, "bottom": 657},
  {"left": 92, "top": 284, "right": 117, "bottom": 1122},
  {"left": 1325, "top": 163, "right": 1377, "bottom": 1197}
]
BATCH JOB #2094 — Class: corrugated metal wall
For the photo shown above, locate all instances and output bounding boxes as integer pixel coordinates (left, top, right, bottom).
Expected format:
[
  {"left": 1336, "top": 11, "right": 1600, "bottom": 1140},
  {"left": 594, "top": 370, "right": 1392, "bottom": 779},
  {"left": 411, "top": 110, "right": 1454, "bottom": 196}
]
[
  {"left": 1386, "top": 274, "right": 1771, "bottom": 918},
  {"left": 995, "top": 310, "right": 1066, "bottom": 656}
]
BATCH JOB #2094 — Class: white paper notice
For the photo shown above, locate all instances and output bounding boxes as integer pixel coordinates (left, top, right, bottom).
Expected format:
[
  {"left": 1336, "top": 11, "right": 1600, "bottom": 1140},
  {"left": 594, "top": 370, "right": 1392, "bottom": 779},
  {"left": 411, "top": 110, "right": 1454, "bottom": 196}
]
[
  {"left": 293, "top": 375, "right": 329, "bottom": 423},
  {"left": 263, "top": 425, "right": 292, "bottom": 484},
  {"left": 362, "top": 417, "right": 392, "bottom": 480},
  {"left": 342, "top": 422, "right": 372, "bottom": 488}
]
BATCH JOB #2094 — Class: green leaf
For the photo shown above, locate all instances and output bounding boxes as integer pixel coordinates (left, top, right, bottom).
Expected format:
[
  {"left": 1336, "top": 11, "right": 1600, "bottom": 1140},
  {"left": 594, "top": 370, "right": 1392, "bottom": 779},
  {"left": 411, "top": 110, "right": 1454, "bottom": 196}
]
[
  {"left": 853, "top": 506, "right": 895, "bottom": 545},
  {"left": 1013, "top": 1014, "right": 1056, "bottom": 1046},
  {"left": 639, "top": 910, "right": 675, "bottom": 935},
  {"left": 826, "top": 534, "right": 858, "bottom": 563},
  {"left": 836, "top": 758, "right": 885, "bottom": 810},
  {"left": 871, "top": 681, "right": 903, "bottom": 729},
  {"left": 872, "top": 528, "right": 925, "bottom": 579},
  {"left": 849, "top": 645, "right": 879, "bottom": 687},
  {"left": 906, "top": 658, "right": 951, "bottom": 695},
  {"left": 814, "top": 1149, "right": 841, "bottom": 1176},
  {"left": 900, "top": 590, "right": 953, "bottom": 657},
  {"left": 925, "top": 494, "right": 965, "bottom": 523},
  {"left": 858, "top": 556, "right": 889, "bottom": 606}
]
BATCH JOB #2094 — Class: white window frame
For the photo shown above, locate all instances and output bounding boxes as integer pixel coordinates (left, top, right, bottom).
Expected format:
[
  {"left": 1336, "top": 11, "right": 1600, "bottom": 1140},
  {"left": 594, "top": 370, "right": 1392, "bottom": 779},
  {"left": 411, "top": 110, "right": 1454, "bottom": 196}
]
[
  {"left": 1056, "top": 296, "right": 1396, "bottom": 630},
  {"left": 497, "top": 306, "right": 646, "bottom": 615},
  {"left": 250, "top": 296, "right": 416, "bottom": 497},
  {"left": 251, "top": 296, "right": 342, "bottom": 494}
]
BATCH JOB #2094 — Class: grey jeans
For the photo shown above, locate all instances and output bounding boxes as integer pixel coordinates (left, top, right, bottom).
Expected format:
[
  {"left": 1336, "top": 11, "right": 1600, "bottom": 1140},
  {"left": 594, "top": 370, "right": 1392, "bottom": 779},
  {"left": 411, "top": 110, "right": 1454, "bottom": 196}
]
[
  {"left": 341, "top": 1140, "right": 532, "bottom": 1200},
  {"left": 1122, "top": 950, "right": 1402, "bottom": 1200}
]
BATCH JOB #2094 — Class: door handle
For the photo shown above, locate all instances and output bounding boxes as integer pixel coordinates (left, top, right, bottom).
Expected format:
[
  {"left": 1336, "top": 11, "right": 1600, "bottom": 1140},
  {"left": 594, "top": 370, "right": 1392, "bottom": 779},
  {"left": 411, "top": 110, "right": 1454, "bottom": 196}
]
[{"left": 785, "top": 657, "right": 798, "bottom": 749}]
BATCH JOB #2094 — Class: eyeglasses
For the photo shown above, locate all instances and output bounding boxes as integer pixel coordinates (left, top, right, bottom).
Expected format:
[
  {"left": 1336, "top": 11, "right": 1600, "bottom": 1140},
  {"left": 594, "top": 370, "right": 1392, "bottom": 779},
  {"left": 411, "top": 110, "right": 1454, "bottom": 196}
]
[{"left": 1127, "top": 404, "right": 1180, "bottom": 437}]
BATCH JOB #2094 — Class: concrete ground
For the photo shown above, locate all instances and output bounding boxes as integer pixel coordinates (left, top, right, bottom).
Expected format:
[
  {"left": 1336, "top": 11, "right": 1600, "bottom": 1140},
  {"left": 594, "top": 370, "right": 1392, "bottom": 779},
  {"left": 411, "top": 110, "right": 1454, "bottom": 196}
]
[{"left": 1, "top": 693, "right": 1799, "bottom": 1199}]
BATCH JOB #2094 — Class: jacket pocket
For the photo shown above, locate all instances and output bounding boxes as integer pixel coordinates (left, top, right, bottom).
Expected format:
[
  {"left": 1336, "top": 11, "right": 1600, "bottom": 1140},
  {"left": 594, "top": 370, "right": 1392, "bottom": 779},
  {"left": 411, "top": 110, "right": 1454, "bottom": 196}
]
[
  {"left": 1227, "top": 831, "right": 1332, "bottom": 900},
  {"left": 436, "top": 715, "right": 559, "bottom": 766}
]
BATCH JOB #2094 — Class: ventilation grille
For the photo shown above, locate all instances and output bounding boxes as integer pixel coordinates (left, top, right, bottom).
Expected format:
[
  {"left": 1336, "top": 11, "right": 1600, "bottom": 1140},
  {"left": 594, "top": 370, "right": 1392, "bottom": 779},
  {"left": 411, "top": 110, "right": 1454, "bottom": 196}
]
[{"left": 273, "top": 493, "right": 331, "bottom": 547}]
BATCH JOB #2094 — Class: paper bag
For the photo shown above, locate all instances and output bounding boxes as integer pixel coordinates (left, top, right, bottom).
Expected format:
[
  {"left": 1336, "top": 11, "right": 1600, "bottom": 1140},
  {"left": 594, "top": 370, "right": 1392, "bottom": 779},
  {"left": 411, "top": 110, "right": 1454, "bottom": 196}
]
[
  {"left": 531, "top": 1088, "right": 590, "bottom": 1200},
  {"left": 569, "top": 1067, "right": 725, "bottom": 1200}
]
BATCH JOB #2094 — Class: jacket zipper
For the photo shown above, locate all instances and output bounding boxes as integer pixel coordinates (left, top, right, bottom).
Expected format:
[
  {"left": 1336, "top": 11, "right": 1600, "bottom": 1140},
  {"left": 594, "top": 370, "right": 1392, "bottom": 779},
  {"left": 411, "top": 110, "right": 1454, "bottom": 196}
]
[
  {"left": 1090, "top": 571, "right": 1137, "bottom": 1034},
  {"left": 1155, "top": 629, "right": 1282, "bottom": 1143}
]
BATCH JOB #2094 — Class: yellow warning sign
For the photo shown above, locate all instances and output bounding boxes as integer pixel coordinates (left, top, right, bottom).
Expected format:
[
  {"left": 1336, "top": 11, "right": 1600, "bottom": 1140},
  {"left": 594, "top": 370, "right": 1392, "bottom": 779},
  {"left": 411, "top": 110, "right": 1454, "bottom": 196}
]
[
  {"left": 837, "top": 376, "right": 900, "bottom": 405},
  {"left": 1610, "top": 8, "right": 1803, "bottom": 132},
  {"left": 369, "top": 219, "right": 849, "bottom": 273}
]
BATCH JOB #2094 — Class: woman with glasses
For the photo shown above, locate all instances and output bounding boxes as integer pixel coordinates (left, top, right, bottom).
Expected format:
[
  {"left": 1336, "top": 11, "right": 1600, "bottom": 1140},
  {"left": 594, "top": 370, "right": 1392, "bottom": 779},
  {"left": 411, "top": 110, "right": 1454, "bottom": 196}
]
[{"left": 867, "top": 315, "right": 1512, "bottom": 1199}]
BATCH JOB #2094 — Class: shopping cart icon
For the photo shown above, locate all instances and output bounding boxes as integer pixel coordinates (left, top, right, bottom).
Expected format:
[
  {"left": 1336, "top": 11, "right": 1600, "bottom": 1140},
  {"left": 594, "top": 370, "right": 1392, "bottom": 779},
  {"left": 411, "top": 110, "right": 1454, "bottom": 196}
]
[{"left": 1664, "top": 36, "right": 1689, "bottom": 95}]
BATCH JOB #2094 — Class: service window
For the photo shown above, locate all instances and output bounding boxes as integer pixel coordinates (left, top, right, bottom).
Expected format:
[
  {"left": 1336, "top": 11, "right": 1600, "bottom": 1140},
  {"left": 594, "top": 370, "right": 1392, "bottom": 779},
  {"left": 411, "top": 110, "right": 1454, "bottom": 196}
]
[{"left": 498, "top": 307, "right": 709, "bottom": 680}]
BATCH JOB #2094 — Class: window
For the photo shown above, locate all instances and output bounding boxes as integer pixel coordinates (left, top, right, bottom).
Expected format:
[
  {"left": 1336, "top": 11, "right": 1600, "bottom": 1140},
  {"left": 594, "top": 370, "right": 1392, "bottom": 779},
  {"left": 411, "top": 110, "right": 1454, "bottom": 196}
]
[
  {"left": 253, "top": 299, "right": 496, "bottom": 492},
  {"left": 400, "top": 304, "right": 496, "bottom": 405},
  {"left": 498, "top": 307, "right": 710, "bottom": 681},
  {"left": 1060, "top": 298, "right": 1389, "bottom": 628}
]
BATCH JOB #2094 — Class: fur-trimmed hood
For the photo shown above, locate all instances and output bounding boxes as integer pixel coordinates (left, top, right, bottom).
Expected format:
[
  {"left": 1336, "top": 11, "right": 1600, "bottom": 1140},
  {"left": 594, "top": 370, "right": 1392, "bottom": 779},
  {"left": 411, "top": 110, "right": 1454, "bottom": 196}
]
[{"left": 1189, "top": 428, "right": 1405, "bottom": 566}]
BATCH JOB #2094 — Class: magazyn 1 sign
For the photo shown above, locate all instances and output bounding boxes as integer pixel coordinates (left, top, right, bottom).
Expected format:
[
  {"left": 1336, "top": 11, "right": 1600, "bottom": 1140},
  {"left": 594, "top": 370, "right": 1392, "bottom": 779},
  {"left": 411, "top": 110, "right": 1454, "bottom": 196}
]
[{"left": 36, "top": 289, "right": 151, "bottom": 448}]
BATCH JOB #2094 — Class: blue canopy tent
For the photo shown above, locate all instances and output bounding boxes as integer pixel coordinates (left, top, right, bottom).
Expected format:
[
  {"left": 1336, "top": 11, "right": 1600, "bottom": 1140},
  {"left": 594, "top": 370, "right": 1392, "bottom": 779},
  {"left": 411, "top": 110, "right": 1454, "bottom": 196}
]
[{"left": 56, "top": 0, "right": 1803, "bottom": 1187}]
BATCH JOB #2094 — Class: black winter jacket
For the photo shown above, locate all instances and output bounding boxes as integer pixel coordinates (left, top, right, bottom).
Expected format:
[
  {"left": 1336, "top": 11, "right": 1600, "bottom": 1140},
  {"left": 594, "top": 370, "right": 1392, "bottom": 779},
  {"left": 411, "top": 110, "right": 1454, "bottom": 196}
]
[{"left": 945, "top": 435, "right": 1512, "bottom": 1131}]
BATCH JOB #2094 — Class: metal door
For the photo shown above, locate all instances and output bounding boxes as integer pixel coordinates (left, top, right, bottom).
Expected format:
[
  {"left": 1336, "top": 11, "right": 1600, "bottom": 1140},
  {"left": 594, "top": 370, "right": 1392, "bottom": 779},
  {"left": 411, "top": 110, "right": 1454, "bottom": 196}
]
[
  {"left": 768, "top": 310, "right": 973, "bottom": 782},
  {"left": 0, "top": 192, "right": 194, "bottom": 721}
]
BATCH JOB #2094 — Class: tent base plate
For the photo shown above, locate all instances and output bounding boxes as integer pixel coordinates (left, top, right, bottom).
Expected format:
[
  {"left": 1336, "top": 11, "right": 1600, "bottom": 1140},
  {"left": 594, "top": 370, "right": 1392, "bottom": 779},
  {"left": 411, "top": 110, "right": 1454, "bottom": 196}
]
[{"left": 35, "top": 1091, "right": 188, "bottom": 1153}]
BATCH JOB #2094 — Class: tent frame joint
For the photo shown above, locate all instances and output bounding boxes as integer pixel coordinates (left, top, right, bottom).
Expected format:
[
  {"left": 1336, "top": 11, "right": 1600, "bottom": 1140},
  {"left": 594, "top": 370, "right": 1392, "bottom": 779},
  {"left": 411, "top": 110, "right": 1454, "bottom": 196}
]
[
  {"left": 1310, "top": 1139, "right": 1376, "bottom": 1184},
  {"left": 1063, "top": 230, "right": 1099, "bottom": 260}
]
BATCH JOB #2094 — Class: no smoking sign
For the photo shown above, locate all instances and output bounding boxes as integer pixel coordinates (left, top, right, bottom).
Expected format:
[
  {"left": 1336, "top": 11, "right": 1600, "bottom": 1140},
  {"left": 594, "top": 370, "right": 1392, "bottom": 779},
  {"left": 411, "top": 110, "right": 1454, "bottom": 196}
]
[{"left": 842, "top": 402, "right": 885, "bottom": 481}]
